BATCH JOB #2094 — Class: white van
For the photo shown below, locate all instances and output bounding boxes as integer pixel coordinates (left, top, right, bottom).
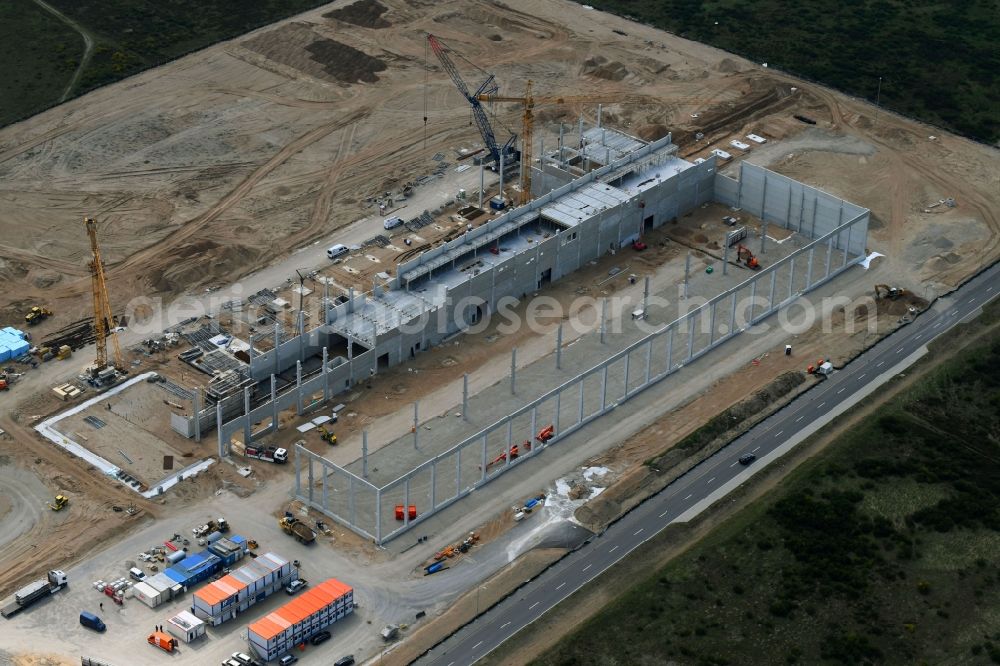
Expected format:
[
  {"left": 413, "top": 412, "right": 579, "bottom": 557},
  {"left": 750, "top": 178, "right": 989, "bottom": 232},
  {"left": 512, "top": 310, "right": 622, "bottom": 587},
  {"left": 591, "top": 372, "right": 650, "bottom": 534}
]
[
  {"left": 383, "top": 216, "right": 403, "bottom": 230},
  {"left": 326, "top": 244, "right": 349, "bottom": 259},
  {"left": 129, "top": 567, "right": 146, "bottom": 582}
]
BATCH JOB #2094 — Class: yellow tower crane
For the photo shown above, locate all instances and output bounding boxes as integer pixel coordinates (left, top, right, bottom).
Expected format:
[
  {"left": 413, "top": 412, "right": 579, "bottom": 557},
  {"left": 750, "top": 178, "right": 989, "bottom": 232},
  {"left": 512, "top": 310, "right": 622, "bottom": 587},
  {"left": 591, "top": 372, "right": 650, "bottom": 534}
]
[
  {"left": 476, "top": 82, "right": 650, "bottom": 206},
  {"left": 84, "top": 217, "right": 125, "bottom": 374}
]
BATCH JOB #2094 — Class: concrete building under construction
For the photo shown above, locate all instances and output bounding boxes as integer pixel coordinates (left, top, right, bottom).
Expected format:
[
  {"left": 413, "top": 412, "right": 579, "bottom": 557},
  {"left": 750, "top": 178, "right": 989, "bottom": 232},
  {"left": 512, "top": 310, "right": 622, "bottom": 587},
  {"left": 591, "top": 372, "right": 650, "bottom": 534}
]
[{"left": 162, "top": 122, "right": 869, "bottom": 544}]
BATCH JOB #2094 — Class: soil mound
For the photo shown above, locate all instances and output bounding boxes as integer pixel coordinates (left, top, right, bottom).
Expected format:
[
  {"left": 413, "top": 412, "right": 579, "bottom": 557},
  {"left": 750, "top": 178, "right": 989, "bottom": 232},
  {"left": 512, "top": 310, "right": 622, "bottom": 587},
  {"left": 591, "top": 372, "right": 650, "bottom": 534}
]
[
  {"left": 582, "top": 55, "right": 629, "bottom": 82},
  {"left": 324, "top": 0, "right": 391, "bottom": 29},
  {"left": 244, "top": 23, "right": 387, "bottom": 84}
]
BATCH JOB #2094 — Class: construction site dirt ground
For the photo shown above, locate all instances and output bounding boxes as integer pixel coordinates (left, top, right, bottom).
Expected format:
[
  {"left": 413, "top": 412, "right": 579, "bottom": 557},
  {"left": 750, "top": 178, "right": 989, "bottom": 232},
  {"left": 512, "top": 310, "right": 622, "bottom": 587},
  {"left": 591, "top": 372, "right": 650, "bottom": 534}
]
[{"left": 0, "top": 0, "right": 998, "bottom": 663}]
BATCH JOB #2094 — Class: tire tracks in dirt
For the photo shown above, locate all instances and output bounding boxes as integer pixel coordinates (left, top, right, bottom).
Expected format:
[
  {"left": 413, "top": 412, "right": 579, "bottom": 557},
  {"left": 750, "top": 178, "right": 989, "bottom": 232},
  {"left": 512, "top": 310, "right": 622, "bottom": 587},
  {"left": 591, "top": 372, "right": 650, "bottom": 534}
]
[{"left": 0, "top": 416, "right": 159, "bottom": 596}]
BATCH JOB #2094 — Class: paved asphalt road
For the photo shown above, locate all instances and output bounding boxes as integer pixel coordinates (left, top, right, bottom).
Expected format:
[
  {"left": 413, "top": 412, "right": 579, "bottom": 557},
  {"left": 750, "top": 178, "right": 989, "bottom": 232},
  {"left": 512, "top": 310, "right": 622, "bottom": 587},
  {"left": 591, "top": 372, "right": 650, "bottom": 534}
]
[{"left": 415, "top": 262, "right": 999, "bottom": 666}]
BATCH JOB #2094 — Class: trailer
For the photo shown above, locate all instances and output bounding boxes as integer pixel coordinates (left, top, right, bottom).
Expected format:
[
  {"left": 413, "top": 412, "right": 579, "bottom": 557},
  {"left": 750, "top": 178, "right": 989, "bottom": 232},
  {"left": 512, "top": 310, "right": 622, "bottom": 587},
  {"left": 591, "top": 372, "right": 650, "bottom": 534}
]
[{"left": 1, "top": 570, "right": 67, "bottom": 618}]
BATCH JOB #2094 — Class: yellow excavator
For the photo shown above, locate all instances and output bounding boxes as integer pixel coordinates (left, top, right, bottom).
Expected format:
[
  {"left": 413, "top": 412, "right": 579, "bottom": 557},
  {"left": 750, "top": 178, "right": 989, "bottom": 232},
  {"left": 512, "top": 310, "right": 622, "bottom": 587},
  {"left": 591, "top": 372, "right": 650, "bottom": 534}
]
[
  {"left": 318, "top": 426, "right": 337, "bottom": 446},
  {"left": 48, "top": 495, "right": 68, "bottom": 511}
]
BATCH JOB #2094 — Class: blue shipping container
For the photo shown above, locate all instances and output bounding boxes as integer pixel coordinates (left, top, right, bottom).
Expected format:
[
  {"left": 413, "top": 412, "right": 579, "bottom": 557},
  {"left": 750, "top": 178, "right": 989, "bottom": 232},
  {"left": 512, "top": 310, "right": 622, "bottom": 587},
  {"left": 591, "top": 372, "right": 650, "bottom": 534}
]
[{"left": 164, "top": 568, "right": 187, "bottom": 585}]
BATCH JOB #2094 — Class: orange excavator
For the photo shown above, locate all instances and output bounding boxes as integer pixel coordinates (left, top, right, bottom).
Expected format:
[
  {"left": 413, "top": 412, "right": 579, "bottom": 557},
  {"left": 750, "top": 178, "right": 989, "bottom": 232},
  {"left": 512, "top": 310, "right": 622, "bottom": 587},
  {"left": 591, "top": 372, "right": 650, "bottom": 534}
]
[{"left": 736, "top": 244, "right": 761, "bottom": 269}]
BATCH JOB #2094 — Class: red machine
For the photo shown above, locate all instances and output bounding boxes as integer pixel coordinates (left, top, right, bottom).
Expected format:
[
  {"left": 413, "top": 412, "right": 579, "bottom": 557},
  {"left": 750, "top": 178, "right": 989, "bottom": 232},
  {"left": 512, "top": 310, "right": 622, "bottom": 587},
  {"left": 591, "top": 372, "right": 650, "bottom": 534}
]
[{"left": 394, "top": 505, "right": 417, "bottom": 521}]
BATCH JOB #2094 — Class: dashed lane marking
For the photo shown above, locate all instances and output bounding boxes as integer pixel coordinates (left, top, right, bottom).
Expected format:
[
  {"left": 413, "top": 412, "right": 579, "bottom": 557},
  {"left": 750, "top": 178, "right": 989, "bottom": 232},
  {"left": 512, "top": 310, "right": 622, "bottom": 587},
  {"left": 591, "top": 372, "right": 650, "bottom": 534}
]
[
  {"left": 858, "top": 373, "right": 866, "bottom": 380},
  {"left": 582, "top": 565, "right": 591, "bottom": 573},
  {"left": 683, "top": 493, "right": 693, "bottom": 500},
  {"left": 837, "top": 387, "right": 845, "bottom": 394},
  {"left": 472, "top": 641, "right": 483, "bottom": 650},
  {"left": 752, "top": 446, "right": 760, "bottom": 452},
  {"left": 529, "top": 601, "right": 540, "bottom": 610},
  {"left": 610, "top": 545, "right": 619, "bottom": 553},
  {"left": 776, "top": 430, "right": 784, "bottom": 437},
  {"left": 634, "top": 528, "right": 644, "bottom": 536},
  {"left": 556, "top": 582, "right": 565, "bottom": 590},
  {"left": 708, "top": 477, "right": 716, "bottom": 484},
  {"left": 796, "top": 415, "right": 804, "bottom": 422},
  {"left": 500, "top": 622, "right": 511, "bottom": 629}
]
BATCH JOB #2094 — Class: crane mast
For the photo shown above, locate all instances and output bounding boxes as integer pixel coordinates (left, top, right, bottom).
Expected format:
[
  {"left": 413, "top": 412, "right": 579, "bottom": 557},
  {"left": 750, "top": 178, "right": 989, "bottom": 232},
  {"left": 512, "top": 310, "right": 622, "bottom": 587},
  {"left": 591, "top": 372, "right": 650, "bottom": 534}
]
[{"left": 84, "top": 217, "right": 124, "bottom": 374}]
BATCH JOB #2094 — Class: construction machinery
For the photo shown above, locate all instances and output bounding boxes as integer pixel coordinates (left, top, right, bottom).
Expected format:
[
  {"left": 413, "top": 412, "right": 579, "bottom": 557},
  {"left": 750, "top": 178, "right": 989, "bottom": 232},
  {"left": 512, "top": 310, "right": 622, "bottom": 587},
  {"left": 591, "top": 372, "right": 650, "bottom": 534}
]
[
  {"left": 427, "top": 34, "right": 518, "bottom": 171},
  {"left": 279, "top": 514, "right": 316, "bottom": 544},
  {"left": 24, "top": 306, "right": 53, "bottom": 326},
  {"left": 874, "top": 284, "right": 905, "bottom": 300},
  {"left": 318, "top": 426, "right": 338, "bottom": 445},
  {"left": 736, "top": 244, "right": 761, "bottom": 269},
  {"left": 476, "top": 81, "right": 649, "bottom": 206},
  {"left": 84, "top": 217, "right": 125, "bottom": 376},
  {"left": 48, "top": 494, "right": 68, "bottom": 511}
]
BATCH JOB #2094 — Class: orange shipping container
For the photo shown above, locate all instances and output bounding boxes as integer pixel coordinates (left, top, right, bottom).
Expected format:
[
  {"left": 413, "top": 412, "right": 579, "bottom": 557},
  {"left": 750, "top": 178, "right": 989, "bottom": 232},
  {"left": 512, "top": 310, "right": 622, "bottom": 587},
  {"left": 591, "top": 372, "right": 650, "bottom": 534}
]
[{"left": 247, "top": 579, "right": 353, "bottom": 662}]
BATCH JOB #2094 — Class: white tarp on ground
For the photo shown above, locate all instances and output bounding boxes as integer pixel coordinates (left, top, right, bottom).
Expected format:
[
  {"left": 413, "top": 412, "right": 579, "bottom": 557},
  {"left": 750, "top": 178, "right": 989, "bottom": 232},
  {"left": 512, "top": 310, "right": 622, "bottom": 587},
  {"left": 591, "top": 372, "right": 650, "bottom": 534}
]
[{"left": 860, "top": 252, "right": 885, "bottom": 269}]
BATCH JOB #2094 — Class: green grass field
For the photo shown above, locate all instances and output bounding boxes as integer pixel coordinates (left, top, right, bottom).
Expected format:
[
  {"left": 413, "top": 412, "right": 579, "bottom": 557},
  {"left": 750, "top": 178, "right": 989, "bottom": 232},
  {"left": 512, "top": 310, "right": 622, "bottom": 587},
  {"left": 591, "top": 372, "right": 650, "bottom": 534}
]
[
  {"left": 579, "top": 0, "right": 1000, "bottom": 144},
  {"left": 0, "top": 2, "right": 80, "bottom": 126},
  {"left": 533, "top": 307, "right": 1000, "bottom": 664},
  {"left": 0, "top": 0, "right": 334, "bottom": 128}
]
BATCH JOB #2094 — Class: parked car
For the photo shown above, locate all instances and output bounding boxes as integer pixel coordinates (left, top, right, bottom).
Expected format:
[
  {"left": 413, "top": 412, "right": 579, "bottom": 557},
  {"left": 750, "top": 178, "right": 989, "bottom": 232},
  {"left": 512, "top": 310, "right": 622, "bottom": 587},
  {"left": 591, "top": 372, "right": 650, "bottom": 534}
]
[
  {"left": 231, "top": 652, "right": 259, "bottom": 666},
  {"left": 335, "top": 656, "right": 356, "bottom": 666},
  {"left": 128, "top": 567, "right": 146, "bottom": 582},
  {"left": 278, "top": 656, "right": 298, "bottom": 666},
  {"left": 285, "top": 579, "right": 308, "bottom": 595},
  {"left": 310, "top": 630, "right": 331, "bottom": 646},
  {"left": 383, "top": 216, "right": 404, "bottom": 230},
  {"left": 738, "top": 453, "right": 756, "bottom": 465}
]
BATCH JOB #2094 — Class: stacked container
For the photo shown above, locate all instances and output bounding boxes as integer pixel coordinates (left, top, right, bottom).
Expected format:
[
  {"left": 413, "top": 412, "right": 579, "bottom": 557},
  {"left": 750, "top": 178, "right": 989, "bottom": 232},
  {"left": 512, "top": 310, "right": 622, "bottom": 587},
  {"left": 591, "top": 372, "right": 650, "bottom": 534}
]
[
  {"left": 247, "top": 579, "right": 354, "bottom": 662},
  {"left": 192, "top": 552, "right": 295, "bottom": 626},
  {"left": 208, "top": 537, "right": 244, "bottom": 566}
]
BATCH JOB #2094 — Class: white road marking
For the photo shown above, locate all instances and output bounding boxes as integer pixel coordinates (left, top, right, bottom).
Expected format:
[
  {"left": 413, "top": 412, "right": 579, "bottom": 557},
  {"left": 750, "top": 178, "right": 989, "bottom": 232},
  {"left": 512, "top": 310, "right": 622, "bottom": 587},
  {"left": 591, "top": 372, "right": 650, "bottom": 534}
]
[
  {"left": 776, "top": 430, "right": 784, "bottom": 437},
  {"left": 877, "top": 361, "right": 885, "bottom": 367},
  {"left": 708, "top": 477, "right": 716, "bottom": 484},
  {"left": 683, "top": 493, "right": 693, "bottom": 500},
  {"left": 951, "top": 310, "right": 959, "bottom": 316},
  {"left": 915, "top": 334, "right": 923, "bottom": 340},
  {"left": 858, "top": 374, "right": 866, "bottom": 380},
  {"left": 752, "top": 446, "right": 760, "bottom": 452},
  {"left": 796, "top": 415, "right": 804, "bottom": 423},
  {"left": 988, "top": 286, "right": 994, "bottom": 292},
  {"left": 500, "top": 622, "right": 511, "bottom": 629},
  {"left": 730, "top": 461, "right": 738, "bottom": 467},
  {"left": 933, "top": 322, "right": 942, "bottom": 328},
  {"left": 473, "top": 641, "right": 483, "bottom": 650},
  {"left": 969, "top": 297, "right": 977, "bottom": 303},
  {"left": 529, "top": 601, "right": 540, "bottom": 610},
  {"left": 896, "top": 347, "right": 904, "bottom": 354},
  {"left": 634, "top": 528, "right": 644, "bottom": 536},
  {"left": 659, "top": 510, "right": 669, "bottom": 518},
  {"left": 837, "top": 387, "right": 845, "bottom": 394},
  {"left": 610, "top": 545, "right": 619, "bottom": 553},
  {"left": 818, "top": 402, "right": 826, "bottom": 409},
  {"left": 582, "top": 565, "right": 592, "bottom": 573},
  {"left": 556, "top": 582, "right": 566, "bottom": 590},
  {"left": 448, "top": 661, "right": 455, "bottom": 666}
]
